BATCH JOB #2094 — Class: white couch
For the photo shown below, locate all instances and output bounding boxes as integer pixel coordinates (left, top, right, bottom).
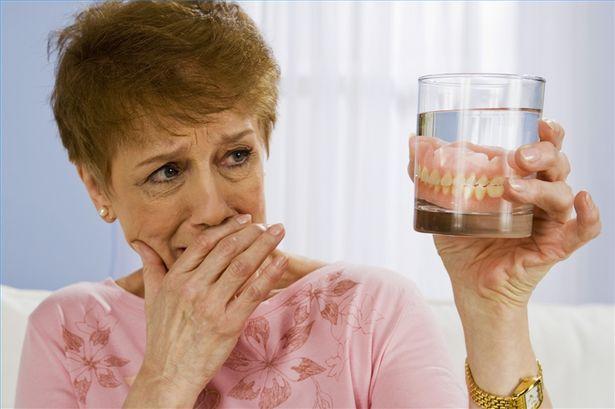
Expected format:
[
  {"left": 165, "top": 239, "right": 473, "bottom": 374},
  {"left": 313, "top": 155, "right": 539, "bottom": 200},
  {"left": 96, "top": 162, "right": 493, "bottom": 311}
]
[{"left": 2, "top": 284, "right": 614, "bottom": 408}]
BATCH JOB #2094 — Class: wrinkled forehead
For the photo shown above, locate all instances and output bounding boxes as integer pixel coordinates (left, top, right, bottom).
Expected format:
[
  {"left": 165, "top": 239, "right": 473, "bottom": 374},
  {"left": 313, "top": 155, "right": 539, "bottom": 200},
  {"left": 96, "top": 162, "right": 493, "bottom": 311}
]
[{"left": 126, "top": 107, "right": 259, "bottom": 149}]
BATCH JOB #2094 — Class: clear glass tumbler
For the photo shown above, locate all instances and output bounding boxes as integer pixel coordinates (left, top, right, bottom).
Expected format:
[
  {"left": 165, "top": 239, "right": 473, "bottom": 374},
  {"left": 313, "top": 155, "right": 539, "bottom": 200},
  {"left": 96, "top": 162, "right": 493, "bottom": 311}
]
[{"left": 413, "top": 73, "right": 545, "bottom": 238}]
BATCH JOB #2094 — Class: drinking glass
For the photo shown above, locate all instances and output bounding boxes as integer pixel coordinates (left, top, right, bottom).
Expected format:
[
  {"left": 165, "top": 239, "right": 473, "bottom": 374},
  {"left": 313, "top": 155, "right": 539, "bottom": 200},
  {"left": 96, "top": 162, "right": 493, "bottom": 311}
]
[{"left": 413, "top": 73, "right": 545, "bottom": 238}]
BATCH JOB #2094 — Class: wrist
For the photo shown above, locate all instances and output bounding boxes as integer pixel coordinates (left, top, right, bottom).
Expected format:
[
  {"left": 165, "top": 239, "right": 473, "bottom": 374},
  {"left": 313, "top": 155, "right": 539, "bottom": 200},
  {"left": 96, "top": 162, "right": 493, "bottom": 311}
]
[
  {"left": 124, "top": 363, "right": 203, "bottom": 408},
  {"left": 453, "top": 290, "right": 540, "bottom": 397},
  {"left": 464, "top": 331, "right": 538, "bottom": 397},
  {"left": 452, "top": 283, "right": 530, "bottom": 326}
]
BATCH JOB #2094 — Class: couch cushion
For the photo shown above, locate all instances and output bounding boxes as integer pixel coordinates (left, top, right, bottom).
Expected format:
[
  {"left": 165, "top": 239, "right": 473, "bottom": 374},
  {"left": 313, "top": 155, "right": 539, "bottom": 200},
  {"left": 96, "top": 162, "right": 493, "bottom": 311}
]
[{"left": 429, "top": 300, "right": 615, "bottom": 407}]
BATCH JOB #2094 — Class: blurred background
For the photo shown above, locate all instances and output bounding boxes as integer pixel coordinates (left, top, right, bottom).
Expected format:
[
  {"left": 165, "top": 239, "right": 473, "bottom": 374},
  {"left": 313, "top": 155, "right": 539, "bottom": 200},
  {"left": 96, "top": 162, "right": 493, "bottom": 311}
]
[{"left": 2, "top": 1, "right": 614, "bottom": 304}]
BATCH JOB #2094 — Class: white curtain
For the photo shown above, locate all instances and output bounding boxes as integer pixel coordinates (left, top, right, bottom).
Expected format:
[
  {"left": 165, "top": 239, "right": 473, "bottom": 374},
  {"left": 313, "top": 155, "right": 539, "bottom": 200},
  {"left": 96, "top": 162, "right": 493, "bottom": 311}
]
[{"left": 113, "top": 1, "right": 614, "bottom": 304}]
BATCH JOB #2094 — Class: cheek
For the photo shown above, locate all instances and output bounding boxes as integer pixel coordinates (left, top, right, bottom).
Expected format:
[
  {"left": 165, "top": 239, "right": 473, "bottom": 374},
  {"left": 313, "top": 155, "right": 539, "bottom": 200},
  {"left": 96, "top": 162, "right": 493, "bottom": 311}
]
[
  {"left": 115, "top": 198, "right": 182, "bottom": 248},
  {"left": 230, "top": 172, "right": 266, "bottom": 222}
]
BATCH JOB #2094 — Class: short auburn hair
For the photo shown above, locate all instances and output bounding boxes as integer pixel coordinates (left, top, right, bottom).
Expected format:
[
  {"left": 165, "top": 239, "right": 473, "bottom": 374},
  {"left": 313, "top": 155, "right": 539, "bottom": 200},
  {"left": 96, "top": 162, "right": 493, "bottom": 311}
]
[{"left": 48, "top": 0, "right": 280, "bottom": 193}]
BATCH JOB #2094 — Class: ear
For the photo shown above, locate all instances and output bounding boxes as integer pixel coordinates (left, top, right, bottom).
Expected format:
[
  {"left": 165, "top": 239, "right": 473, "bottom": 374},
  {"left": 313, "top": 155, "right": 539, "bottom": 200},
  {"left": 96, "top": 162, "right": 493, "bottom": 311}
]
[{"left": 76, "top": 164, "right": 116, "bottom": 222}]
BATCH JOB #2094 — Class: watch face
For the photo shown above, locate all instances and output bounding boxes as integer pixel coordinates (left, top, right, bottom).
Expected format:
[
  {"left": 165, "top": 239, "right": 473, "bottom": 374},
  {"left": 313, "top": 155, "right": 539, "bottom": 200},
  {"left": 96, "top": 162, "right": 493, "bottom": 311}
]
[{"left": 524, "top": 385, "right": 542, "bottom": 409}]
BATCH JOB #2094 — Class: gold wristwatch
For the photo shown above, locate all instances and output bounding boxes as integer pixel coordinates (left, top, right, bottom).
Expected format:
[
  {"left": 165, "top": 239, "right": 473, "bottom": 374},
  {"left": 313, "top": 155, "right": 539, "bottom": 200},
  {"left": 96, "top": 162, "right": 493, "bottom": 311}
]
[{"left": 465, "top": 359, "right": 544, "bottom": 409}]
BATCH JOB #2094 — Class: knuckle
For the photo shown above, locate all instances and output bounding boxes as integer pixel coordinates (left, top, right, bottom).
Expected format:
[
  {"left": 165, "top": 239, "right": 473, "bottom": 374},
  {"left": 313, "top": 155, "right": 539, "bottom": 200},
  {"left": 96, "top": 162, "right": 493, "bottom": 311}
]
[
  {"left": 589, "top": 227, "right": 601, "bottom": 241},
  {"left": 245, "top": 285, "right": 263, "bottom": 300},
  {"left": 179, "top": 282, "right": 200, "bottom": 300},
  {"left": 544, "top": 143, "right": 559, "bottom": 163},
  {"left": 195, "top": 300, "right": 219, "bottom": 322},
  {"left": 248, "top": 223, "right": 267, "bottom": 235},
  {"left": 560, "top": 185, "right": 575, "bottom": 209},
  {"left": 195, "top": 234, "right": 214, "bottom": 252},
  {"left": 218, "top": 236, "right": 238, "bottom": 256},
  {"left": 227, "top": 258, "right": 250, "bottom": 278}
]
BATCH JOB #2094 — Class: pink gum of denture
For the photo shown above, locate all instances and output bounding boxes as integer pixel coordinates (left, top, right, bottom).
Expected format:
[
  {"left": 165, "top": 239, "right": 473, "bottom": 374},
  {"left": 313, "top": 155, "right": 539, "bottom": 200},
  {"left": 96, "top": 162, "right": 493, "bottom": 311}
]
[{"left": 415, "top": 141, "right": 522, "bottom": 213}]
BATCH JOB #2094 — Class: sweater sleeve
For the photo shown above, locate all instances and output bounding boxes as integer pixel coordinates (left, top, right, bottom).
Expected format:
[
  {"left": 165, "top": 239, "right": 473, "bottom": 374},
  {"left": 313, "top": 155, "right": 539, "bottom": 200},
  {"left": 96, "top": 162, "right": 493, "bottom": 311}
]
[
  {"left": 14, "top": 316, "right": 79, "bottom": 408},
  {"left": 369, "top": 283, "right": 468, "bottom": 408}
]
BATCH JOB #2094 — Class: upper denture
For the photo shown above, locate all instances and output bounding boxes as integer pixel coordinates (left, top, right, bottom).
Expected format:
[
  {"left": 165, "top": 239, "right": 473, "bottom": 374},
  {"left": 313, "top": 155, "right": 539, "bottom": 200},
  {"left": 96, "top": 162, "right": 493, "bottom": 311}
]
[{"left": 415, "top": 141, "right": 517, "bottom": 213}]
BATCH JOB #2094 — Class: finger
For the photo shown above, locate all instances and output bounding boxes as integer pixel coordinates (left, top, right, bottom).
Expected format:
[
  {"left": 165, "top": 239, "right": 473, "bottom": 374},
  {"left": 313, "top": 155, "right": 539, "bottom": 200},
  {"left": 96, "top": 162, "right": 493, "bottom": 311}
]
[
  {"left": 187, "top": 223, "right": 269, "bottom": 286},
  {"left": 537, "top": 151, "right": 571, "bottom": 182},
  {"left": 213, "top": 223, "right": 285, "bottom": 302},
  {"left": 131, "top": 240, "right": 167, "bottom": 309},
  {"left": 511, "top": 141, "right": 561, "bottom": 177},
  {"left": 234, "top": 254, "right": 274, "bottom": 298},
  {"left": 562, "top": 191, "right": 602, "bottom": 254},
  {"left": 503, "top": 178, "right": 574, "bottom": 223},
  {"left": 228, "top": 253, "right": 288, "bottom": 318},
  {"left": 171, "top": 213, "right": 253, "bottom": 274},
  {"left": 538, "top": 119, "right": 564, "bottom": 150}
]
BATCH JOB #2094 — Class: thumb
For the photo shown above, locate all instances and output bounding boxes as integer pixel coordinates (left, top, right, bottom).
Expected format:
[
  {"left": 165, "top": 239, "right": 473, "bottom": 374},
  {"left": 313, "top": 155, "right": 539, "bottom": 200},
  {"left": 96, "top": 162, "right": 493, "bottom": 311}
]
[{"left": 131, "top": 240, "right": 166, "bottom": 308}]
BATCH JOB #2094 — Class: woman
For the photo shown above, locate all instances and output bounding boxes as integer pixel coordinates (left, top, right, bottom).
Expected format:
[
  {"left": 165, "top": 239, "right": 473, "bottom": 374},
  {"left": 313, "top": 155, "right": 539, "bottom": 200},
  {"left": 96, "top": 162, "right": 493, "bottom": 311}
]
[{"left": 14, "top": 1, "right": 601, "bottom": 408}]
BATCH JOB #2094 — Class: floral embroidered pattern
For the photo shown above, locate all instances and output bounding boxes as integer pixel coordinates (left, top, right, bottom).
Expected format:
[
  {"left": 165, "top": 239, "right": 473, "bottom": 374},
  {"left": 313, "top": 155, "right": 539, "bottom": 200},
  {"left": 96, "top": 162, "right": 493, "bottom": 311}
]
[
  {"left": 63, "top": 304, "right": 130, "bottom": 405},
  {"left": 222, "top": 270, "right": 381, "bottom": 409},
  {"left": 225, "top": 317, "right": 326, "bottom": 409},
  {"left": 60, "top": 268, "right": 385, "bottom": 408}
]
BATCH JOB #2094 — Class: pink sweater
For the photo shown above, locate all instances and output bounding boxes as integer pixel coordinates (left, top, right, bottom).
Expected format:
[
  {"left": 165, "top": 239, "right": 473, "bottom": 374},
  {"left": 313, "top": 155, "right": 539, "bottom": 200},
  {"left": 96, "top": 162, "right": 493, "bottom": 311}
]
[{"left": 15, "top": 262, "right": 467, "bottom": 408}]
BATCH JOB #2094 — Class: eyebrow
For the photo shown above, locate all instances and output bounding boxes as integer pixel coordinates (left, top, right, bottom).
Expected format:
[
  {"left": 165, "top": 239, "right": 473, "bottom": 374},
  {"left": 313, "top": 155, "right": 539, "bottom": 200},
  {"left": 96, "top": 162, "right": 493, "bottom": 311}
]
[
  {"left": 135, "top": 128, "right": 255, "bottom": 168},
  {"left": 215, "top": 128, "right": 255, "bottom": 144}
]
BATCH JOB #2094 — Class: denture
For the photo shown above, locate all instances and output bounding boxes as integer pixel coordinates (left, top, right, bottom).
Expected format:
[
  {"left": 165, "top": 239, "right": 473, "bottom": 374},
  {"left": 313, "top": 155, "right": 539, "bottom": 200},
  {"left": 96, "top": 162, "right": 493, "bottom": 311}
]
[{"left": 414, "top": 137, "right": 521, "bottom": 213}]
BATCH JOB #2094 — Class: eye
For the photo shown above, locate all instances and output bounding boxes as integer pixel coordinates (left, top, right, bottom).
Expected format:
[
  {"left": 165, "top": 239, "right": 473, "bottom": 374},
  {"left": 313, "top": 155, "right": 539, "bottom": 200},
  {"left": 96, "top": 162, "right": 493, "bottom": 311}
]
[
  {"left": 148, "top": 163, "right": 182, "bottom": 184},
  {"left": 222, "top": 148, "right": 252, "bottom": 168}
]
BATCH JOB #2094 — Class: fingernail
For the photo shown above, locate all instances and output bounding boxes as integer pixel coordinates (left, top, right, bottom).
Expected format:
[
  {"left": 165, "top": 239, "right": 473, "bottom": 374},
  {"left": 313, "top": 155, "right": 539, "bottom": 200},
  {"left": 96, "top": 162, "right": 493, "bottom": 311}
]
[
  {"left": 509, "top": 178, "right": 524, "bottom": 191},
  {"left": 268, "top": 223, "right": 284, "bottom": 236},
  {"left": 520, "top": 147, "right": 540, "bottom": 162},
  {"left": 584, "top": 191, "right": 594, "bottom": 209},
  {"left": 544, "top": 119, "right": 556, "bottom": 131},
  {"left": 236, "top": 214, "right": 252, "bottom": 224}
]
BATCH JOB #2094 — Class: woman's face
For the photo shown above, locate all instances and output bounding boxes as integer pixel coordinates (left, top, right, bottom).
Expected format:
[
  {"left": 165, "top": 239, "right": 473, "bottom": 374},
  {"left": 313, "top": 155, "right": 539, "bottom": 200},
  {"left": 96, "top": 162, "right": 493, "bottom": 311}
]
[{"left": 104, "top": 109, "right": 267, "bottom": 270}]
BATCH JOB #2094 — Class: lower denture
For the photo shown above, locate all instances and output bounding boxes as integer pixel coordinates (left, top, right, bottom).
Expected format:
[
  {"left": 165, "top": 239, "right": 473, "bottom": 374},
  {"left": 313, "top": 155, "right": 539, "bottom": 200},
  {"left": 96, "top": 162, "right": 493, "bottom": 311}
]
[{"left": 415, "top": 144, "right": 516, "bottom": 213}]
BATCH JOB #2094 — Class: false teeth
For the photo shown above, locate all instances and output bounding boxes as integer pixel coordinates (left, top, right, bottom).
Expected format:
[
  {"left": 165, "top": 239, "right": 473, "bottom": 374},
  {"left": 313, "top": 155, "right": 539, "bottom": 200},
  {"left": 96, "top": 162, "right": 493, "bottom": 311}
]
[
  {"left": 429, "top": 169, "right": 441, "bottom": 186},
  {"left": 416, "top": 165, "right": 508, "bottom": 200},
  {"left": 441, "top": 172, "right": 453, "bottom": 187},
  {"left": 463, "top": 185, "right": 474, "bottom": 200},
  {"left": 421, "top": 168, "right": 430, "bottom": 183},
  {"left": 487, "top": 184, "right": 504, "bottom": 198},
  {"left": 465, "top": 174, "right": 476, "bottom": 187},
  {"left": 475, "top": 185, "right": 486, "bottom": 200},
  {"left": 453, "top": 174, "right": 465, "bottom": 187},
  {"left": 477, "top": 175, "right": 489, "bottom": 187}
]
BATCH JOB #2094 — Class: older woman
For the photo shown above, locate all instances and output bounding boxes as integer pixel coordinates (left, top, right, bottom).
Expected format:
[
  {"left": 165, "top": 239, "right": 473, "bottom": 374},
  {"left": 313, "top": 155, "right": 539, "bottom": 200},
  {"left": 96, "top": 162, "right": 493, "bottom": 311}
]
[{"left": 15, "top": 1, "right": 601, "bottom": 408}]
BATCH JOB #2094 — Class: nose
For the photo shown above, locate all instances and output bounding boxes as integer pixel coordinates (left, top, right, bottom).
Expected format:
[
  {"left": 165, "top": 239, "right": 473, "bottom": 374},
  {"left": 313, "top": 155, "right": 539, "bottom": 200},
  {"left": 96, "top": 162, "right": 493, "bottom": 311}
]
[{"left": 187, "top": 172, "right": 236, "bottom": 229}]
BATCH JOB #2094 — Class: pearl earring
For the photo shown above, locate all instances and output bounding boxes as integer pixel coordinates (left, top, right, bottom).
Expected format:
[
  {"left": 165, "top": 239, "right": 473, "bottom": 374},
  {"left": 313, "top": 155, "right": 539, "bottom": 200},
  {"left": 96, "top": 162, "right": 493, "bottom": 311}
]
[{"left": 98, "top": 207, "right": 109, "bottom": 218}]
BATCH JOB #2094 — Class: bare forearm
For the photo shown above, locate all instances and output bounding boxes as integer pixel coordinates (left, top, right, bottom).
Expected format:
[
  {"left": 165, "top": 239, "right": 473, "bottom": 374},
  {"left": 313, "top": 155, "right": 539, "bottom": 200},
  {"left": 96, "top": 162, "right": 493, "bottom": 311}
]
[{"left": 455, "top": 294, "right": 553, "bottom": 408}]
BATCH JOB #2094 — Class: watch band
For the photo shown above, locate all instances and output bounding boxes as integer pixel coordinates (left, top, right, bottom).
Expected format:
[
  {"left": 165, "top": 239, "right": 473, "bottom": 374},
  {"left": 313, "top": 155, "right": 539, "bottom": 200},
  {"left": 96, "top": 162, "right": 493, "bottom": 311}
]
[{"left": 465, "top": 359, "right": 543, "bottom": 409}]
